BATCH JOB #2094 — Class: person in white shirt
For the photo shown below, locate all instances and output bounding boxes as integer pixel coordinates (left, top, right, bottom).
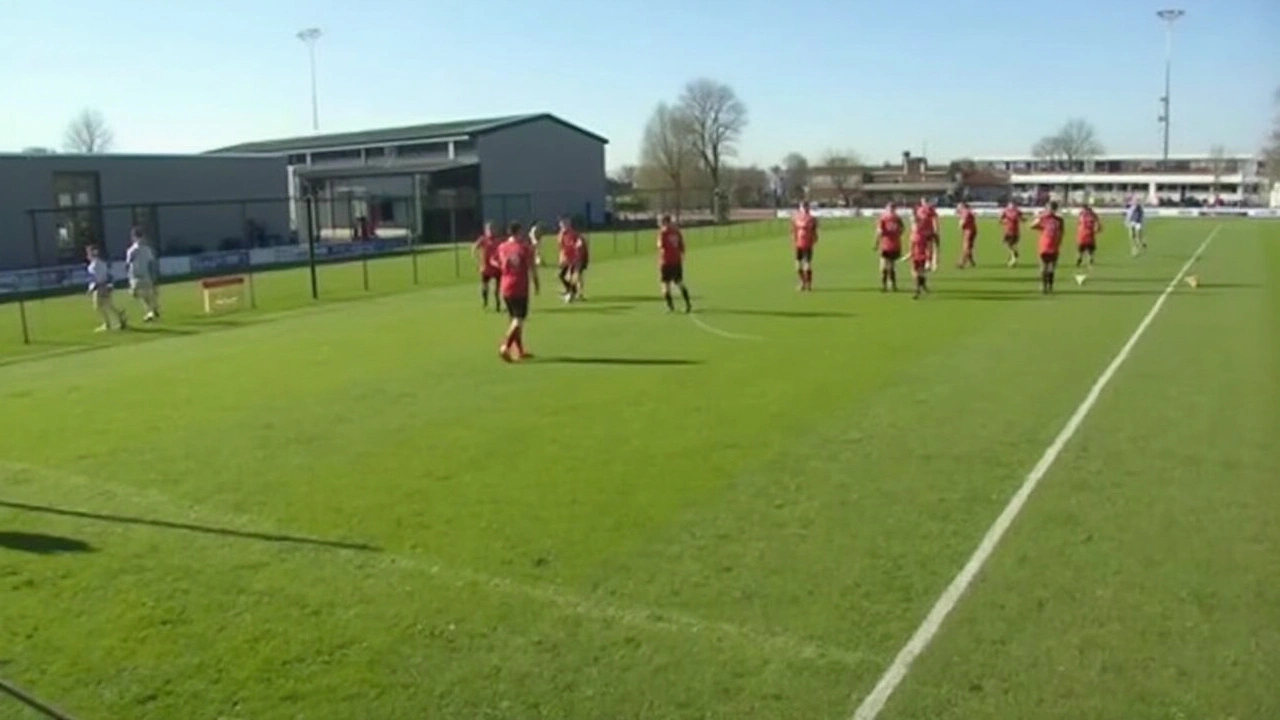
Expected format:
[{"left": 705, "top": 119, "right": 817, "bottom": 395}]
[
  {"left": 124, "top": 227, "right": 160, "bottom": 321},
  {"left": 86, "top": 246, "right": 127, "bottom": 332},
  {"left": 527, "top": 221, "right": 544, "bottom": 266}
]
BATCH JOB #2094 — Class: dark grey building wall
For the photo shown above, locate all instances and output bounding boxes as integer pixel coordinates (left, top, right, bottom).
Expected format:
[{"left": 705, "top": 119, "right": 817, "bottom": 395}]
[
  {"left": 0, "top": 154, "right": 288, "bottom": 270},
  {"left": 475, "top": 119, "right": 606, "bottom": 227}
]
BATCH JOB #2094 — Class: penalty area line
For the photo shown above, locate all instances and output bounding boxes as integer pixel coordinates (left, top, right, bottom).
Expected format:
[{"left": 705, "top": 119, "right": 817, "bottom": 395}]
[{"left": 849, "top": 225, "right": 1221, "bottom": 720}]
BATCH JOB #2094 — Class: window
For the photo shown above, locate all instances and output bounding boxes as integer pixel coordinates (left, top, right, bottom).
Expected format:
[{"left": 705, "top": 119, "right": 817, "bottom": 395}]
[
  {"left": 287, "top": 153, "right": 308, "bottom": 165},
  {"left": 453, "top": 138, "right": 475, "bottom": 154},
  {"left": 51, "top": 172, "right": 103, "bottom": 262},
  {"left": 365, "top": 147, "right": 386, "bottom": 159},
  {"left": 397, "top": 142, "right": 449, "bottom": 158},
  {"left": 311, "top": 149, "right": 362, "bottom": 164}
]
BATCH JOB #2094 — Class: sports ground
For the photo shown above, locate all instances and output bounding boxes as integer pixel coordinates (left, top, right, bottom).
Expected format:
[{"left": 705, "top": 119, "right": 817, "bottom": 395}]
[{"left": 1, "top": 217, "right": 1278, "bottom": 719}]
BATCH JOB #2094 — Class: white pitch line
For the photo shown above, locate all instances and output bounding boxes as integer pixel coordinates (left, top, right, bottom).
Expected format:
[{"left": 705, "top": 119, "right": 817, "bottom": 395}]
[
  {"left": 850, "top": 225, "right": 1221, "bottom": 720},
  {"left": 688, "top": 313, "right": 764, "bottom": 341}
]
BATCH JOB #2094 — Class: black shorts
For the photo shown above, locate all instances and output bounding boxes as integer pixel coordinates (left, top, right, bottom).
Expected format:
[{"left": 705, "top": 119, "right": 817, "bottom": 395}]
[
  {"left": 795, "top": 247, "right": 814, "bottom": 263},
  {"left": 1078, "top": 242, "right": 1096, "bottom": 252},
  {"left": 880, "top": 249, "right": 901, "bottom": 262},
  {"left": 1004, "top": 234, "right": 1020, "bottom": 245},
  {"left": 503, "top": 295, "right": 529, "bottom": 320},
  {"left": 660, "top": 263, "right": 684, "bottom": 284},
  {"left": 1039, "top": 252, "right": 1059, "bottom": 265}
]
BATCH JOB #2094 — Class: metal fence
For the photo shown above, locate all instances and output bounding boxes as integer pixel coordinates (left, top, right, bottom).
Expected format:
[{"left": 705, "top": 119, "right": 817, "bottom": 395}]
[{"left": 1, "top": 190, "right": 787, "bottom": 352}]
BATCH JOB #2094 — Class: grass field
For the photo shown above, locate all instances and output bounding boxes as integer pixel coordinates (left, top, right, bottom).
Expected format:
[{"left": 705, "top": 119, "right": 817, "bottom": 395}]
[{"left": 1, "top": 217, "right": 1278, "bottom": 720}]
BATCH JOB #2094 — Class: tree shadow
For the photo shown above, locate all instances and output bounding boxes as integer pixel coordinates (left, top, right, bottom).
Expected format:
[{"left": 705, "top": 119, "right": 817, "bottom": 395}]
[
  {"left": 810, "top": 287, "right": 885, "bottom": 294},
  {"left": 0, "top": 499, "right": 379, "bottom": 552},
  {"left": 535, "top": 356, "right": 703, "bottom": 366},
  {"left": 586, "top": 294, "right": 675, "bottom": 304},
  {"left": 702, "top": 308, "right": 856, "bottom": 318},
  {"left": 0, "top": 531, "right": 94, "bottom": 555},
  {"left": 130, "top": 326, "right": 197, "bottom": 335}
]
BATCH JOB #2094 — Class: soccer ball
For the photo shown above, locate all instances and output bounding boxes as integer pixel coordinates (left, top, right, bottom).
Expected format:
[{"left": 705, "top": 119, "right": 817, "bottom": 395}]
[{"left": 1074, "top": 274, "right": 1088, "bottom": 286}]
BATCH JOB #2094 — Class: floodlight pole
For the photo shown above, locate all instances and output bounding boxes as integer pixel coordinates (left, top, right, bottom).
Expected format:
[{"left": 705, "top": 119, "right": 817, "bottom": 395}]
[
  {"left": 1156, "top": 9, "right": 1184, "bottom": 171},
  {"left": 297, "top": 28, "right": 322, "bottom": 132}
]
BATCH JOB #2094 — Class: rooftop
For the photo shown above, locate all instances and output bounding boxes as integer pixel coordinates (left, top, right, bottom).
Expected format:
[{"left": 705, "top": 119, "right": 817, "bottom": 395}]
[{"left": 208, "top": 113, "right": 609, "bottom": 155}]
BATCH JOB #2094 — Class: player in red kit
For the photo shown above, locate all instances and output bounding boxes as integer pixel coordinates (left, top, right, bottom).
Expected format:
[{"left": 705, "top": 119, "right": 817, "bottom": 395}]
[
  {"left": 956, "top": 202, "right": 978, "bottom": 268},
  {"left": 656, "top": 215, "right": 692, "bottom": 313},
  {"left": 556, "top": 218, "right": 584, "bottom": 302},
  {"left": 999, "top": 201, "right": 1024, "bottom": 267},
  {"left": 792, "top": 200, "right": 818, "bottom": 291},
  {"left": 497, "top": 222, "right": 540, "bottom": 362},
  {"left": 909, "top": 217, "right": 932, "bottom": 299},
  {"left": 1075, "top": 204, "right": 1103, "bottom": 272},
  {"left": 471, "top": 221, "right": 503, "bottom": 312},
  {"left": 1031, "top": 201, "right": 1065, "bottom": 294},
  {"left": 914, "top": 198, "right": 941, "bottom": 272},
  {"left": 875, "top": 203, "right": 905, "bottom": 292}
]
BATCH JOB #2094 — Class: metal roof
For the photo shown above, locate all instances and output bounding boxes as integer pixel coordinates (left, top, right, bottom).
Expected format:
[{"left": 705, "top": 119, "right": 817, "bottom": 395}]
[{"left": 208, "top": 113, "right": 608, "bottom": 154}]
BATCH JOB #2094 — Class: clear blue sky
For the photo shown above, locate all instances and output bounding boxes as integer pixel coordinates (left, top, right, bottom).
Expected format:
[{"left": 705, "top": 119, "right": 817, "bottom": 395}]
[{"left": 1, "top": 0, "right": 1275, "bottom": 169}]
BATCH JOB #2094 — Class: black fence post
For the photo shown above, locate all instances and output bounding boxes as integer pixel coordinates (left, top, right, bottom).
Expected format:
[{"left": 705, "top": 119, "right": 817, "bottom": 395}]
[
  {"left": 410, "top": 225, "right": 421, "bottom": 285},
  {"left": 305, "top": 195, "right": 319, "bottom": 300},
  {"left": 17, "top": 297, "right": 30, "bottom": 345},
  {"left": 361, "top": 245, "right": 370, "bottom": 292},
  {"left": 450, "top": 203, "right": 461, "bottom": 278}
]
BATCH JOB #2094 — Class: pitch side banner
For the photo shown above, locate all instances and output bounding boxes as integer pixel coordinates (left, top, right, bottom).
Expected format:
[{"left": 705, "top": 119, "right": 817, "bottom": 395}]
[{"left": 775, "top": 207, "right": 1280, "bottom": 219}]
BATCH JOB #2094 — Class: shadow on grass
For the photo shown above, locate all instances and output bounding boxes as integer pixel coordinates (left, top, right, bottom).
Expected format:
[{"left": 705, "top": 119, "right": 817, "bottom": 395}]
[
  {"left": 541, "top": 304, "right": 636, "bottom": 315},
  {"left": 703, "top": 308, "right": 856, "bottom": 319},
  {"left": 0, "top": 531, "right": 94, "bottom": 555},
  {"left": 0, "top": 499, "right": 379, "bottom": 552},
  {"left": 535, "top": 356, "right": 702, "bottom": 366},
  {"left": 586, "top": 294, "right": 672, "bottom": 304}
]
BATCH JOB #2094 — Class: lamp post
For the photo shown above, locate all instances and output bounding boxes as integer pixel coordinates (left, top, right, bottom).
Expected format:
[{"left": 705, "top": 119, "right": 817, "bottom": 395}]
[
  {"left": 1156, "top": 9, "right": 1184, "bottom": 170},
  {"left": 296, "top": 28, "right": 322, "bottom": 132}
]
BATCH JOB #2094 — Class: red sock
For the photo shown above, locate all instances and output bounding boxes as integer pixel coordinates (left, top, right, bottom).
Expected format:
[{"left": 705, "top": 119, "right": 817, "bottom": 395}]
[
  {"left": 512, "top": 326, "right": 525, "bottom": 354},
  {"left": 804, "top": 269, "right": 813, "bottom": 287},
  {"left": 797, "top": 269, "right": 805, "bottom": 283},
  {"left": 503, "top": 326, "right": 519, "bottom": 348}
]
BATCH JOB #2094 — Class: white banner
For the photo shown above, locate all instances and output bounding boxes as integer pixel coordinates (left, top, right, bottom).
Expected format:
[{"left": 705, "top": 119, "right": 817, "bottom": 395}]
[{"left": 776, "top": 207, "right": 1279, "bottom": 220}]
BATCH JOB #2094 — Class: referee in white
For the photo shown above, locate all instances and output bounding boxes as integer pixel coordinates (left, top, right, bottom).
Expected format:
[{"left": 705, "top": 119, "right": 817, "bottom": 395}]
[
  {"left": 86, "top": 245, "right": 127, "bottom": 332},
  {"left": 124, "top": 227, "right": 161, "bottom": 321}
]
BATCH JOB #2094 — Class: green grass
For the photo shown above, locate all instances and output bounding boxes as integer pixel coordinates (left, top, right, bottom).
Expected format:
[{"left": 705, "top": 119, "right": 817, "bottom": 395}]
[{"left": 1, "top": 218, "right": 1277, "bottom": 720}]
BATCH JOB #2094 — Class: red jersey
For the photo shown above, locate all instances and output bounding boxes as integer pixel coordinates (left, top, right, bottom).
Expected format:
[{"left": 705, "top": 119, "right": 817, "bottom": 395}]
[
  {"left": 474, "top": 233, "right": 500, "bottom": 269},
  {"left": 1000, "top": 208, "right": 1023, "bottom": 237},
  {"left": 658, "top": 228, "right": 685, "bottom": 265},
  {"left": 877, "top": 212, "right": 904, "bottom": 252},
  {"left": 558, "top": 230, "right": 583, "bottom": 263},
  {"left": 959, "top": 209, "right": 977, "bottom": 236},
  {"left": 497, "top": 239, "right": 535, "bottom": 297},
  {"left": 1077, "top": 211, "right": 1101, "bottom": 243},
  {"left": 1032, "top": 212, "right": 1065, "bottom": 254},
  {"left": 792, "top": 212, "right": 818, "bottom": 249},
  {"left": 914, "top": 205, "right": 938, "bottom": 236},
  {"left": 910, "top": 228, "right": 931, "bottom": 262}
]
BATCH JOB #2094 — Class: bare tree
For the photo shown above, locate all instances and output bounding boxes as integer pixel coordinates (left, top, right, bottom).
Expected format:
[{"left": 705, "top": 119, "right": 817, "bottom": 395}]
[
  {"left": 1207, "top": 144, "right": 1229, "bottom": 198},
  {"left": 677, "top": 78, "right": 748, "bottom": 220},
  {"left": 64, "top": 109, "right": 115, "bottom": 153},
  {"left": 780, "top": 153, "right": 810, "bottom": 202},
  {"left": 1032, "top": 119, "right": 1103, "bottom": 202},
  {"left": 820, "top": 149, "right": 861, "bottom": 206},
  {"left": 1266, "top": 87, "right": 1280, "bottom": 182},
  {"left": 639, "top": 102, "right": 696, "bottom": 216},
  {"left": 614, "top": 165, "right": 638, "bottom": 187},
  {"left": 724, "top": 165, "right": 770, "bottom": 208}
]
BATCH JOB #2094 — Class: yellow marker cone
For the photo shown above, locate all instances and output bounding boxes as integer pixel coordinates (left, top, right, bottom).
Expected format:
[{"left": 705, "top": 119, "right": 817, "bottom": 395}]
[{"left": 1184, "top": 275, "right": 1199, "bottom": 289}]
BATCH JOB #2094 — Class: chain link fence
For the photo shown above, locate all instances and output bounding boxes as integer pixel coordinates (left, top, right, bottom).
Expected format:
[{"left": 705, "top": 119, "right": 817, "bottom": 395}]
[{"left": 1, "top": 189, "right": 787, "bottom": 357}]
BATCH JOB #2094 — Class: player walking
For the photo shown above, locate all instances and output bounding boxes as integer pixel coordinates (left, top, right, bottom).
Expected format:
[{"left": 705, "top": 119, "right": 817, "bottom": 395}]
[
  {"left": 656, "top": 215, "right": 692, "bottom": 313},
  {"left": 556, "top": 217, "right": 584, "bottom": 302},
  {"left": 528, "top": 222, "right": 544, "bottom": 265},
  {"left": 999, "top": 201, "right": 1023, "bottom": 267},
  {"left": 914, "top": 198, "right": 941, "bottom": 272},
  {"left": 875, "top": 202, "right": 904, "bottom": 292},
  {"left": 1125, "top": 198, "right": 1146, "bottom": 256},
  {"left": 576, "top": 228, "right": 591, "bottom": 301},
  {"left": 1075, "top": 204, "right": 1103, "bottom": 274},
  {"left": 124, "top": 227, "right": 160, "bottom": 322},
  {"left": 86, "top": 246, "right": 127, "bottom": 332},
  {"left": 1032, "top": 201, "right": 1065, "bottom": 294},
  {"left": 956, "top": 202, "right": 978, "bottom": 268},
  {"left": 497, "top": 222, "right": 539, "bottom": 362},
  {"left": 909, "top": 216, "right": 932, "bottom": 299},
  {"left": 792, "top": 200, "right": 818, "bottom": 291},
  {"left": 471, "top": 221, "right": 504, "bottom": 312}
]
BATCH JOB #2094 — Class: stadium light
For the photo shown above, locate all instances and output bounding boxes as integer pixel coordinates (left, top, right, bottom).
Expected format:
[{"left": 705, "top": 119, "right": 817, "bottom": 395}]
[
  {"left": 1156, "top": 9, "right": 1185, "bottom": 170},
  {"left": 296, "top": 28, "right": 323, "bottom": 132}
]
